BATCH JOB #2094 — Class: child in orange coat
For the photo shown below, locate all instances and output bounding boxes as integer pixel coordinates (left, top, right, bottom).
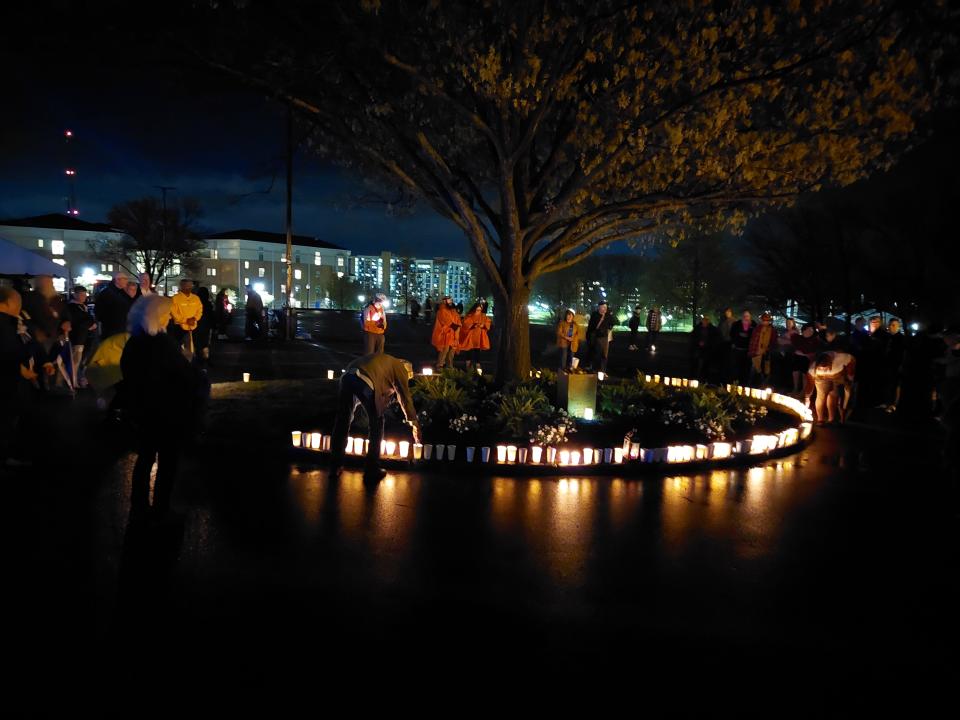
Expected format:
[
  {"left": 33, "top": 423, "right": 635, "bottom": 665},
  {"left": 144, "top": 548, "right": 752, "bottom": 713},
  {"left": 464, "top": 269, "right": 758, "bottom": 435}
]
[{"left": 459, "top": 302, "right": 492, "bottom": 371}]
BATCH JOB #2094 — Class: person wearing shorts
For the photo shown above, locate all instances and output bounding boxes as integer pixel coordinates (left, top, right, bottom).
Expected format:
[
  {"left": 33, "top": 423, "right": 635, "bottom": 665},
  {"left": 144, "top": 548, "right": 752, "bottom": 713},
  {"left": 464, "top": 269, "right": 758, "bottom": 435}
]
[{"left": 813, "top": 351, "right": 857, "bottom": 425}]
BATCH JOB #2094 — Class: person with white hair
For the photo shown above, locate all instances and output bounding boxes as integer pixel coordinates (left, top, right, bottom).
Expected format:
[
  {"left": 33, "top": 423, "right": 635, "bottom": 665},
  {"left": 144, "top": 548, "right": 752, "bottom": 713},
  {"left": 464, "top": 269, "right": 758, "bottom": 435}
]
[
  {"left": 120, "top": 294, "right": 199, "bottom": 522},
  {"left": 95, "top": 271, "right": 133, "bottom": 338}
]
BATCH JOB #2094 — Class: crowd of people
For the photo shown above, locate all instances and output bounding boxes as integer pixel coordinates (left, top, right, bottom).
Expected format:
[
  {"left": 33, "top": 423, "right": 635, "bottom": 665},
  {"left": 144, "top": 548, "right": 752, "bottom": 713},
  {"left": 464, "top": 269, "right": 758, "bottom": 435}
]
[{"left": 1, "top": 271, "right": 220, "bottom": 523}]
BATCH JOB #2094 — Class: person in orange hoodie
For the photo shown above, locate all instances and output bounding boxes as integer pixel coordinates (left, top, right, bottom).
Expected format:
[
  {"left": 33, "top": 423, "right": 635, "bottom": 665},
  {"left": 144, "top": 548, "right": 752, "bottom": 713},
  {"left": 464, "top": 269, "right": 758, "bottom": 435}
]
[
  {"left": 556, "top": 309, "right": 581, "bottom": 371},
  {"left": 360, "top": 293, "right": 387, "bottom": 354},
  {"left": 431, "top": 296, "right": 461, "bottom": 369},
  {"left": 459, "top": 301, "right": 492, "bottom": 371}
]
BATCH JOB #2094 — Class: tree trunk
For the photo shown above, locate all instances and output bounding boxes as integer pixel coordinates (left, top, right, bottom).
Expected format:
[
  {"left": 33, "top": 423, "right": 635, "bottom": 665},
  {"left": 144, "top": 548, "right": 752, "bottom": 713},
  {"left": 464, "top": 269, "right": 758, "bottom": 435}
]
[{"left": 495, "top": 285, "right": 532, "bottom": 384}]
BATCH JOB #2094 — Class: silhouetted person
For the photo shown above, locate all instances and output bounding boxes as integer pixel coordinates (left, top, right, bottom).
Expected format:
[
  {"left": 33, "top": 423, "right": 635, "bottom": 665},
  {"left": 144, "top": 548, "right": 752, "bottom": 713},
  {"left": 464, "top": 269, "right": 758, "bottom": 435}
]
[
  {"left": 121, "top": 295, "right": 199, "bottom": 523},
  {"left": 244, "top": 285, "right": 264, "bottom": 340},
  {"left": 96, "top": 271, "right": 133, "bottom": 338},
  {"left": 586, "top": 300, "right": 615, "bottom": 372},
  {"left": 691, "top": 315, "right": 720, "bottom": 381}
]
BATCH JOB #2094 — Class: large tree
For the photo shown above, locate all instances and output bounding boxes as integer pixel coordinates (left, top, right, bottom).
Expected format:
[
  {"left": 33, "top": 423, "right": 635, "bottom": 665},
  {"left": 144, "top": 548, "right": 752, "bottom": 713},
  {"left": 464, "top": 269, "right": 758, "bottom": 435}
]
[
  {"left": 203, "top": 0, "right": 943, "bottom": 380},
  {"left": 93, "top": 196, "right": 206, "bottom": 288}
]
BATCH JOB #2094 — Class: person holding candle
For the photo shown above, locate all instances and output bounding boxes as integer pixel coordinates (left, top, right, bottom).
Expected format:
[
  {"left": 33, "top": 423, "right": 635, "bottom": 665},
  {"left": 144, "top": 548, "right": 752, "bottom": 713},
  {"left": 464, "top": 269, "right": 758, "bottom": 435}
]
[
  {"left": 170, "top": 278, "right": 203, "bottom": 360},
  {"left": 459, "top": 301, "right": 492, "bottom": 371},
  {"left": 431, "top": 296, "right": 461, "bottom": 370},
  {"left": 812, "top": 351, "right": 857, "bottom": 425},
  {"left": 585, "top": 301, "right": 615, "bottom": 373},
  {"left": 328, "top": 353, "right": 421, "bottom": 482},
  {"left": 361, "top": 293, "right": 388, "bottom": 355},
  {"left": 645, "top": 304, "right": 662, "bottom": 351},
  {"left": 121, "top": 294, "right": 200, "bottom": 524}
]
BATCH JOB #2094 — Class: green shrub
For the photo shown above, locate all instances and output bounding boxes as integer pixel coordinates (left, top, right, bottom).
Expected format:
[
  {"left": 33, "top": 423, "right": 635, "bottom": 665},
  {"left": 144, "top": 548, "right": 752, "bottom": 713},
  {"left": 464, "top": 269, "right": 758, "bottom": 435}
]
[{"left": 495, "top": 384, "right": 553, "bottom": 439}]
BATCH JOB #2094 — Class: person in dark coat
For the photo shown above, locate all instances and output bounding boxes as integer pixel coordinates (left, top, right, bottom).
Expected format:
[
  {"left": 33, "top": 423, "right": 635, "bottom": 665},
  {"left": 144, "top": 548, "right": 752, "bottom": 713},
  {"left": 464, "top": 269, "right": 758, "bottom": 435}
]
[
  {"left": 193, "top": 286, "right": 215, "bottom": 366},
  {"left": 21, "top": 275, "right": 64, "bottom": 341},
  {"left": 730, "top": 310, "right": 756, "bottom": 384},
  {"left": 66, "top": 286, "right": 97, "bottom": 380},
  {"left": 585, "top": 301, "right": 616, "bottom": 373},
  {"left": 645, "top": 305, "right": 663, "bottom": 351},
  {"left": 880, "top": 318, "right": 906, "bottom": 412},
  {"left": 717, "top": 307, "right": 736, "bottom": 382},
  {"left": 409, "top": 297, "right": 421, "bottom": 324},
  {"left": 244, "top": 285, "right": 265, "bottom": 340},
  {"left": 1, "top": 288, "right": 30, "bottom": 467},
  {"left": 95, "top": 272, "right": 133, "bottom": 339},
  {"left": 423, "top": 296, "right": 433, "bottom": 324},
  {"left": 691, "top": 315, "right": 721, "bottom": 381},
  {"left": 328, "top": 353, "right": 421, "bottom": 482},
  {"left": 121, "top": 295, "right": 198, "bottom": 522},
  {"left": 627, "top": 306, "right": 642, "bottom": 350},
  {"left": 214, "top": 288, "right": 233, "bottom": 340}
]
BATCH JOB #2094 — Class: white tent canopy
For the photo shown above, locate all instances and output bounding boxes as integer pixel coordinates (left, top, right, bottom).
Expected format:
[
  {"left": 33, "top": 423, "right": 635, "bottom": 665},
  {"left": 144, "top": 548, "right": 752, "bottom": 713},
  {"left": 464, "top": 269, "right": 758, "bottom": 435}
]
[{"left": 0, "top": 236, "right": 65, "bottom": 277}]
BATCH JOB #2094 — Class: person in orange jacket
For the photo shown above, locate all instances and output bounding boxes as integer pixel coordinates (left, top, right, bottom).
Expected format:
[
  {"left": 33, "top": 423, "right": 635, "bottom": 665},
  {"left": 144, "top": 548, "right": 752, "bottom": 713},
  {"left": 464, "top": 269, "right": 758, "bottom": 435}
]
[
  {"left": 360, "top": 293, "right": 387, "bottom": 354},
  {"left": 431, "top": 296, "right": 461, "bottom": 369},
  {"left": 459, "top": 301, "right": 492, "bottom": 371},
  {"left": 556, "top": 309, "right": 581, "bottom": 371}
]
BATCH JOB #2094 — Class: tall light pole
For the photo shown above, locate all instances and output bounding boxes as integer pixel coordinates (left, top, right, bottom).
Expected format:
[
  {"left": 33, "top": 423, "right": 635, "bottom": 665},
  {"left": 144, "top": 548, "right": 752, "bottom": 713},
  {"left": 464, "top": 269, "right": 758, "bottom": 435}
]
[
  {"left": 155, "top": 185, "right": 176, "bottom": 294},
  {"left": 284, "top": 103, "right": 295, "bottom": 340}
]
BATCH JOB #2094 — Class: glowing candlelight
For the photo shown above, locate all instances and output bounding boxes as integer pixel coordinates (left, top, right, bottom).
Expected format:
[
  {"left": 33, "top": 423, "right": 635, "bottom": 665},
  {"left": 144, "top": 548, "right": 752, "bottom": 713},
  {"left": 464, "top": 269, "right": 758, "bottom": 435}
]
[
  {"left": 322, "top": 436, "right": 331, "bottom": 452},
  {"left": 361, "top": 438, "right": 369, "bottom": 455},
  {"left": 310, "top": 432, "right": 321, "bottom": 450},
  {"left": 663, "top": 377, "right": 671, "bottom": 386},
  {"left": 629, "top": 442, "right": 640, "bottom": 460},
  {"left": 327, "top": 369, "right": 335, "bottom": 380},
  {"left": 583, "top": 408, "right": 594, "bottom": 421},
  {"left": 422, "top": 367, "right": 433, "bottom": 376},
  {"left": 597, "top": 372, "right": 605, "bottom": 382},
  {"left": 546, "top": 447, "right": 557, "bottom": 464},
  {"left": 507, "top": 445, "right": 517, "bottom": 463},
  {"left": 384, "top": 440, "right": 396, "bottom": 457},
  {"left": 614, "top": 447, "right": 624, "bottom": 463},
  {"left": 243, "top": 372, "right": 250, "bottom": 383},
  {"left": 690, "top": 380, "right": 699, "bottom": 389},
  {"left": 497, "top": 446, "right": 507, "bottom": 463},
  {"left": 571, "top": 450, "right": 581, "bottom": 465},
  {"left": 531, "top": 446, "right": 543, "bottom": 464},
  {"left": 291, "top": 431, "right": 302, "bottom": 447},
  {"left": 645, "top": 375, "right": 652, "bottom": 382},
  {"left": 413, "top": 443, "right": 423, "bottom": 460},
  {"left": 345, "top": 436, "right": 354, "bottom": 454},
  {"left": 399, "top": 441, "right": 410, "bottom": 458},
  {"left": 582, "top": 446, "right": 592, "bottom": 465},
  {"left": 476, "top": 367, "right": 483, "bottom": 376},
  {"left": 682, "top": 378, "right": 689, "bottom": 387},
  {"left": 696, "top": 444, "right": 709, "bottom": 460},
  {"left": 559, "top": 450, "right": 570, "bottom": 466},
  {"left": 800, "top": 422, "right": 813, "bottom": 440},
  {"left": 710, "top": 442, "right": 732, "bottom": 459},
  {"left": 653, "top": 374, "right": 660, "bottom": 383},
  {"left": 380, "top": 440, "right": 387, "bottom": 455}
]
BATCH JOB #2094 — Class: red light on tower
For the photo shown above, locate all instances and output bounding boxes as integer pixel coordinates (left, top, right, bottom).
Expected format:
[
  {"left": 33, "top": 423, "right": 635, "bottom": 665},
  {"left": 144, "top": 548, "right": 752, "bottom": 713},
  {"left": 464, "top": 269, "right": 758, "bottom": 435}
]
[{"left": 65, "top": 130, "right": 73, "bottom": 138}]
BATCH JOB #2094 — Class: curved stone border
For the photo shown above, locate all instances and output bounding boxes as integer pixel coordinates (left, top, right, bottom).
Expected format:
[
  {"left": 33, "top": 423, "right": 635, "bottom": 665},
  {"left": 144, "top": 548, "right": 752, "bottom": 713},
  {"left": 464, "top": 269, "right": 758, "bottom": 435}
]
[{"left": 291, "top": 375, "right": 814, "bottom": 475}]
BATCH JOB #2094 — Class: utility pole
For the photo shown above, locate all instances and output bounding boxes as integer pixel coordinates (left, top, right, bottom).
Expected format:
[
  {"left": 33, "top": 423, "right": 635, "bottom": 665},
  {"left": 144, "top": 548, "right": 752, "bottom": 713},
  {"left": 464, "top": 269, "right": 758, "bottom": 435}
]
[
  {"left": 284, "top": 103, "right": 295, "bottom": 340},
  {"left": 155, "top": 185, "right": 176, "bottom": 294}
]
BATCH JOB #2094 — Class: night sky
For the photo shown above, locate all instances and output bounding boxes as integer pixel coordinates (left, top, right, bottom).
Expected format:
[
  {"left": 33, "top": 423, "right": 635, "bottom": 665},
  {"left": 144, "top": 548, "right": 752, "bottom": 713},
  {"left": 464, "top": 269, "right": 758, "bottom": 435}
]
[{"left": 0, "top": 5, "right": 468, "bottom": 258}]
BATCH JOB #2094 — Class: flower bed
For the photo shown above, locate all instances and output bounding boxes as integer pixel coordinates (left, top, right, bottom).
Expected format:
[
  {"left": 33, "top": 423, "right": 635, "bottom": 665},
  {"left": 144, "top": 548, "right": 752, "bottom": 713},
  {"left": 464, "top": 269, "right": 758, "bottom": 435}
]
[{"left": 291, "top": 369, "right": 814, "bottom": 473}]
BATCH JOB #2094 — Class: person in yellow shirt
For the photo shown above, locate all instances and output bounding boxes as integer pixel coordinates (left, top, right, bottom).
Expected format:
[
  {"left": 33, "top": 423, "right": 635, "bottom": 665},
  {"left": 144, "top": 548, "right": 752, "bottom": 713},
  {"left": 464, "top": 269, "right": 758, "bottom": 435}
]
[{"left": 170, "top": 278, "right": 203, "bottom": 358}]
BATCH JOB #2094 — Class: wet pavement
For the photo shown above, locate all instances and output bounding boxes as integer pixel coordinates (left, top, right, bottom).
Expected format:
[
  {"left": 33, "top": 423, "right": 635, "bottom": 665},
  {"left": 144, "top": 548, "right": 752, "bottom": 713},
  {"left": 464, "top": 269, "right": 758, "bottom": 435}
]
[{"left": 8, "top": 317, "right": 959, "bottom": 710}]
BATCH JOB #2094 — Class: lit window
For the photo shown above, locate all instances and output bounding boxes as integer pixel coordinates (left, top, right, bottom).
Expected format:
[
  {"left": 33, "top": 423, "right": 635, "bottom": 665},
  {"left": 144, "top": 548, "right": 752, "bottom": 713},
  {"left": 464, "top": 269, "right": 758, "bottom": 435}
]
[
  {"left": 314, "top": 252, "right": 321, "bottom": 266},
  {"left": 206, "top": 268, "right": 217, "bottom": 277},
  {"left": 51, "top": 240, "right": 65, "bottom": 255},
  {"left": 294, "top": 269, "right": 302, "bottom": 280},
  {"left": 337, "top": 257, "right": 345, "bottom": 267},
  {"left": 37, "top": 239, "right": 44, "bottom": 248},
  {"left": 108, "top": 264, "right": 113, "bottom": 272},
  {"left": 100, "top": 264, "right": 107, "bottom": 271},
  {"left": 53, "top": 277, "right": 66, "bottom": 292},
  {"left": 244, "top": 261, "right": 250, "bottom": 269},
  {"left": 280, "top": 284, "right": 286, "bottom": 293},
  {"left": 245, "top": 277, "right": 250, "bottom": 286},
  {"left": 52, "top": 259, "right": 66, "bottom": 266},
  {"left": 210, "top": 284, "right": 217, "bottom": 293},
  {"left": 258, "top": 267, "right": 265, "bottom": 278}
]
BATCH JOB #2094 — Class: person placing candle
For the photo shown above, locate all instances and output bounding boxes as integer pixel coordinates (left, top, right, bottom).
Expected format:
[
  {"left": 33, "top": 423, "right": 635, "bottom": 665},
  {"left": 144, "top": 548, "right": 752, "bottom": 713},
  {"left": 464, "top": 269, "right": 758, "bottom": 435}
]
[{"left": 327, "top": 353, "right": 421, "bottom": 482}]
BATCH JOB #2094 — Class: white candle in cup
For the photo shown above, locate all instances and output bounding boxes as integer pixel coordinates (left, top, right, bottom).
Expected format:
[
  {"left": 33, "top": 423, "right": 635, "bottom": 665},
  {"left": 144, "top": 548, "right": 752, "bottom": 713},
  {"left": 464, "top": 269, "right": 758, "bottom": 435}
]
[
  {"left": 447, "top": 445, "right": 456, "bottom": 461},
  {"left": 243, "top": 372, "right": 250, "bottom": 383},
  {"left": 614, "top": 448, "right": 624, "bottom": 463},
  {"left": 531, "top": 446, "right": 543, "bottom": 464},
  {"left": 399, "top": 441, "right": 410, "bottom": 458},
  {"left": 291, "top": 431, "right": 302, "bottom": 447},
  {"left": 422, "top": 367, "right": 433, "bottom": 376},
  {"left": 546, "top": 447, "right": 557, "bottom": 464},
  {"left": 583, "top": 408, "right": 594, "bottom": 421},
  {"left": 604, "top": 448, "right": 613, "bottom": 463},
  {"left": 423, "top": 444, "right": 433, "bottom": 460},
  {"left": 327, "top": 369, "right": 335, "bottom": 380},
  {"left": 496, "top": 446, "right": 507, "bottom": 463},
  {"left": 571, "top": 450, "right": 581, "bottom": 465},
  {"left": 436, "top": 444, "right": 446, "bottom": 460},
  {"left": 517, "top": 447, "right": 528, "bottom": 464},
  {"left": 506, "top": 445, "right": 517, "bottom": 463},
  {"left": 384, "top": 440, "right": 396, "bottom": 457},
  {"left": 310, "top": 432, "right": 321, "bottom": 450},
  {"left": 466, "top": 447, "right": 475, "bottom": 462},
  {"left": 559, "top": 450, "right": 570, "bottom": 466},
  {"left": 413, "top": 443, "right": 423, "bottom": 460},
  {"left": 582, "top": 447, "right": 592, "bottom": 464},
  {"left": 481, "top": 447, "right": 491, "bottom": 463}
]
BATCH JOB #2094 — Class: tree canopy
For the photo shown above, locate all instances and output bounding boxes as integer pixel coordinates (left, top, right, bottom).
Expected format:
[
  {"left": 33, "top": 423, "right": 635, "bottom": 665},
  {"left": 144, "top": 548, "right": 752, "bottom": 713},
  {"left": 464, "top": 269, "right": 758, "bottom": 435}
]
[
  {"left": 93, "top": 196, "right": 205, "bottom": 287},
  {"left": 204, "top": 0, "right": 948, "bottom": 379}
]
